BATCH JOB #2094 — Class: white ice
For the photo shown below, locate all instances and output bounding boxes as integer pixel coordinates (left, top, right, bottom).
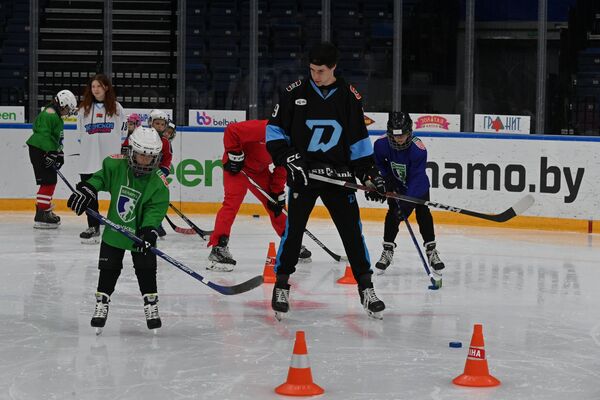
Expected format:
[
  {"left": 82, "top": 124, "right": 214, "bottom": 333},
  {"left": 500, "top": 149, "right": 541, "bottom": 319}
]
[{"left": 1, "top": 212, "right": 599, "bottom": 400}]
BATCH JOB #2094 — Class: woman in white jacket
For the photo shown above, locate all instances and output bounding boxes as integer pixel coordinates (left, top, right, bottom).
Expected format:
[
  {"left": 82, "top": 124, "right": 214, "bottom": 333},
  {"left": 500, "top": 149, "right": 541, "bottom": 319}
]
[{"left": 77, "top": 73, "right": 126, "bottom": 243}]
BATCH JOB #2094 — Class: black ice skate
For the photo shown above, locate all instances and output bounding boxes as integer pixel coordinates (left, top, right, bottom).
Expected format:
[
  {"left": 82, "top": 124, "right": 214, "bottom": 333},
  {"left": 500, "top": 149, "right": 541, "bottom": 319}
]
[
  {"left": 425, "top": 241, "right": 445, "bottom": 277},
  {"left": 375, "top": 242, "right": 395, "bottom": 273},
  {"left": 207, "top": 235, "right": 236, "bottom": 272},
  {"left": 298, "top": 245, "right": 312, "bottom": 263},
  {"left": 34, "top": 205, "right": 61, "bottom": 229},
  {"left": 272, "top": 281, "right": 290, "bottom": 321},
  {"left": 358, "top": 282, "right": 385, "bottom": 320},
  {"left": 91, "top": 292, "right": 110, "bottom": 335},
  {"left": 143, "top": 293, "right": 162, "bottom": 331},
  {"left": 80, "top": 226, "right": 100, "bottom": 244}
]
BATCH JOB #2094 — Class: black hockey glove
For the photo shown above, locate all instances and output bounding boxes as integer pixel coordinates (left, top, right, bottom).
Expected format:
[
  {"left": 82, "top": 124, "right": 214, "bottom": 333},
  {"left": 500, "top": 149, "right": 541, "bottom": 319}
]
[
  {"left": 44, "top": 151, "right": 64, "bottom": 170},
  {"left": 223, "top": 151, "right": 245, "bottom": 174},
  {"left": 358, "top": 165, "right": 387, "bottom": 203},
  {"left": 135, "top": 227, "right": 158, "bottom": 255},
  {"left": 284, "top": 152, "right": 308, "bottom": 187},
  {"left": 67, "top": 181, "right": 97, "bottom": 216},
  {"left": 267, "top": 191, "right": 286, "bottom": 217}
]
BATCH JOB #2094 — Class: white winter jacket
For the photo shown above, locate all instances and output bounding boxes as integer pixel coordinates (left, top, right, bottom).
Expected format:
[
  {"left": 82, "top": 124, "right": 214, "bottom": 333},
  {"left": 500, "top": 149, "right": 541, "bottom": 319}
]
[{"left": 77, "top": 102, "right": 126, "bottom": 174}]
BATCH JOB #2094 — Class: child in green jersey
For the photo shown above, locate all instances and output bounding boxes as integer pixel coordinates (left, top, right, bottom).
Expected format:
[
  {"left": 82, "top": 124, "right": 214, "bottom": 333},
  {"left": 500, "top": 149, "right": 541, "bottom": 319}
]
[
  {"left": 67, "top": 126, "right": 170, "bottom": 332},
  {"left": 26, "top": 89, "right": 77, "bottom": 228}
]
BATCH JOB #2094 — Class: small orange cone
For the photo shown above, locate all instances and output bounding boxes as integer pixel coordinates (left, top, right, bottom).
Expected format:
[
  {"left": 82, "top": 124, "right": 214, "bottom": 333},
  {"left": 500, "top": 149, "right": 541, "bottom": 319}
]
[
  {"left": 263, "top": 241, "right": 276, "bottom": 283},
  {"left": 336, "top": 265, "right": 357, "bottom": 284},
  {"left": 453, "top": 324, "right": 501, "bottom": 387},
  {"left": 275, "top": 331, "right": 324, "bottom": 396}
]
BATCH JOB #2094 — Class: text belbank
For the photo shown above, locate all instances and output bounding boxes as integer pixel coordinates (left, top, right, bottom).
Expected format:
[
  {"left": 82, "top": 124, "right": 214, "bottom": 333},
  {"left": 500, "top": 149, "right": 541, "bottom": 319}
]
[{"left": 188, "top": 109, "right": 246, "bottom": 127}]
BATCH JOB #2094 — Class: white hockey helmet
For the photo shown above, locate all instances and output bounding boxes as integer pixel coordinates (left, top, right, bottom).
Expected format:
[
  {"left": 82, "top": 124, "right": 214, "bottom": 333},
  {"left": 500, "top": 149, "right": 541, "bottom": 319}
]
[
  {"left": 128, "top": 126, "right": 163, "bottom": 176},
  {"left": 54, "top": 89, "right": 78, "bottom": 116},
  {"left": 148, "top": 109, "right": 168, "bottom": 126}
]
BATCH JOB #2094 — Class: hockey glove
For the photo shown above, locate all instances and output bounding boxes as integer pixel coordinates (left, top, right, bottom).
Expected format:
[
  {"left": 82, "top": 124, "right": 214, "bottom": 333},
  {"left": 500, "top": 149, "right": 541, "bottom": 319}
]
[
  {"left": 284, "top": 152, "right": 308, "bottom": 187},
  {"left": 267, "top": 192, "right": 286, "bottom": 217},
  {"left": 358, "top": 165, "right": 387, "bottom": 203},
  {"left": 44, "top": 151, "right": 64, "bottom": 170},
  {"left": 67, "top": 181, "right": 97, "bottom": 215},
  {"left": 135, "top": 227, "right": 158, "bottom": 255},
  {"left": 223, "top": 151, "right": 245, "bottom": 174},
  {"left": 160, "top": 166, "right": 170, "bottom": 176}
]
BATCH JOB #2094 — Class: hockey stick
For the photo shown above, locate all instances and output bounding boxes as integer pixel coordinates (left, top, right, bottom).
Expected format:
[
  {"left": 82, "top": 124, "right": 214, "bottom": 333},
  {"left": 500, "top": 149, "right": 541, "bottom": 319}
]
[
  {"left": 164, "top": 214, "right": 196, "bottom": 235},
  {"left": 56, "top": 170, "right": 262, "bottom": 295},
  {"left": 168, "top": 203, "right": 213, "bottom": 240},
  {"left": 241, "top": 171, "right": 348, "bottom": 262},
  {"left": 308, "top": 173, "right": 534, "bottom": 223},
  {"left": 398, "top": 208, "right": 442, "bottom": 290}
]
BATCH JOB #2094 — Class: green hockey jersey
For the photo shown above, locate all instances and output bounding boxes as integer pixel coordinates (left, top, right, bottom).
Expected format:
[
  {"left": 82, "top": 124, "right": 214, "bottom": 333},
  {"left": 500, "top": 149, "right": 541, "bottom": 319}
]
[
  {"left": 87, "top": 155, "right": 170, "bottom": 251},
  {"left": 26, "top": 105, "right": 65, "bottom": 152}
]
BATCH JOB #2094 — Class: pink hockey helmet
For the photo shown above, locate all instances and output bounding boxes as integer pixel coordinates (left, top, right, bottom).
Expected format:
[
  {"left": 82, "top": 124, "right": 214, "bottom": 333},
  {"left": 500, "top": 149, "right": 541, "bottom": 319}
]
[{"left": 127, "top": 113, "right": 142, "bottom": 128}]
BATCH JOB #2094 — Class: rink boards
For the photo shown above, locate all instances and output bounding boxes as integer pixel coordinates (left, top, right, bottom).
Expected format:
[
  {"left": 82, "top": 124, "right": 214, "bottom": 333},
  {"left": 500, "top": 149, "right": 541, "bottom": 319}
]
[{"left": 1, "top": 125, "right": 599, "bottom": 232}]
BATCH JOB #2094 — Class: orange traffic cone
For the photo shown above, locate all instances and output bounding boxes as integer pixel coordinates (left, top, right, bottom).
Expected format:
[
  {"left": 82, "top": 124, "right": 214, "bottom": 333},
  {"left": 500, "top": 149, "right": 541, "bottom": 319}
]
[
  {"left": 275, "top": 331, "right": 324, "bottom": 396},
  {"left": 336, "top": 265, "right": 357, "bottom": 284},
  {"left": 263, "top": 241, "right": 276, "bottom": 283},
  {"left": 453, "top": 324, "right": 501, "bottom": 387}
]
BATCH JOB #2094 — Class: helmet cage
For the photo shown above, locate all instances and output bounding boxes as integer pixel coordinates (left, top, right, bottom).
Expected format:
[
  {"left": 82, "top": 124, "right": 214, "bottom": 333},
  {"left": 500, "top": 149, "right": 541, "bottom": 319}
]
[{"left": 128, "top": 127, "right": 163, "bottom": 176}]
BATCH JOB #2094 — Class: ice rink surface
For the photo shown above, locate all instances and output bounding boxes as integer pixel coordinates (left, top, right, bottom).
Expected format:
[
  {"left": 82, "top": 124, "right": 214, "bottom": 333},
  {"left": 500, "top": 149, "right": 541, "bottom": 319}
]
[{"left": 1, "top": 211, "right": 599, "bottom": 400}]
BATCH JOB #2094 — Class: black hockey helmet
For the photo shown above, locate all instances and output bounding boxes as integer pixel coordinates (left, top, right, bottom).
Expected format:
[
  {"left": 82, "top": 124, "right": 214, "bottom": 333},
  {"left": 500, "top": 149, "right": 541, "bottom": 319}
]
[
  {"left": 386, "top": 111, "right": 413, "bottom": 150},
  {"left": 308, "top": 42, "right": 339, "bottom": 68}
]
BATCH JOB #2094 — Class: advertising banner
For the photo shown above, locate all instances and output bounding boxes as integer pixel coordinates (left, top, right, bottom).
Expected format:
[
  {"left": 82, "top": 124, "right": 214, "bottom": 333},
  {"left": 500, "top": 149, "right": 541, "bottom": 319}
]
[
  {"left": 411, "top": 113, "right": 461, "bottom": 132},
  {"left": 188, "top": 109, "right": 246, "bottom": 128},
  {"left": 474, "top": 114, "right": 531, "bottom": 134},
  {"left": 363, "top": 112, "right": 461, "bottom": 132},
  {"left": 2, "top": 126, "right": 599, "bottom": 220},
  {"left": 0, "top": 106, "right": 25, "bottom": 123}
]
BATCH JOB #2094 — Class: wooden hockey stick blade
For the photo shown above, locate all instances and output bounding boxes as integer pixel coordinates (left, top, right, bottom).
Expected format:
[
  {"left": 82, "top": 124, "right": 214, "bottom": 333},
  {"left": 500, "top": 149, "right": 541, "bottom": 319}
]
[
  {"left": 209, "top": 275, "right": 264, "bottom": 295},
  {"left": 455, "top": 194, "right": 535, "bottom": 222},
  {"left": 165, "top": 215, "right": 196, "bottom": 235}
]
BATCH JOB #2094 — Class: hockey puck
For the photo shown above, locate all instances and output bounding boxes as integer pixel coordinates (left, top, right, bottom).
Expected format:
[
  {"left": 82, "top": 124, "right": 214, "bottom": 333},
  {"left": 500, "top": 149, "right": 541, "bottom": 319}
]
[
  {"left": 449, "top": 341, "right": 462, "bottom": 348},
  {"left": 252, "top": 214, "right": 260, "bottom": 218},
  {"left": 428, "top": 285, "right": 439, "bottom": 290}
]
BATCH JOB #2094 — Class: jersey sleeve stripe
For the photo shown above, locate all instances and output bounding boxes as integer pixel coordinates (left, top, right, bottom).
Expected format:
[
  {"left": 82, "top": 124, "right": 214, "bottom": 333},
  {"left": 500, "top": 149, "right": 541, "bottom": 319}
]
[
  {"left": 349, "top": 137, "right": 374, "bottom": 160},
  {"left": 266, "top": 124, "right": 290, "bottom": 145}
]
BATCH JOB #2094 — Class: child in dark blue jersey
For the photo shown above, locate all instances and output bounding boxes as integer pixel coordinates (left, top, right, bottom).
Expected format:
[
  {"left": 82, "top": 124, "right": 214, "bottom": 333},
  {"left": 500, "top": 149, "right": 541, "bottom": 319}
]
[{"left": 372, "top": 112, "right": 445, "bottom": 273}]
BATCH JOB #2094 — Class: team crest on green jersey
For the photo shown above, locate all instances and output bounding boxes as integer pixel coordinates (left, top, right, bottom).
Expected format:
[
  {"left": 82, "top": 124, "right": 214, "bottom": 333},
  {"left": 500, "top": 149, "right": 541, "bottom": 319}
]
[
  {"left": 117, "top": 186, "right": 141, "bottom": 223},
  {"left": 390, "top": 161, "right": 407, "bottom": 185}
]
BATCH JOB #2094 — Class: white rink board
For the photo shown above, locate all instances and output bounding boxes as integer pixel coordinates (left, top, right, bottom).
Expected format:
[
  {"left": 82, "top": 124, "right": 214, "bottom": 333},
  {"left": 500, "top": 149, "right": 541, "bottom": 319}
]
[{"left": 3, "top": 126, "right": 599, "bottom": 220}]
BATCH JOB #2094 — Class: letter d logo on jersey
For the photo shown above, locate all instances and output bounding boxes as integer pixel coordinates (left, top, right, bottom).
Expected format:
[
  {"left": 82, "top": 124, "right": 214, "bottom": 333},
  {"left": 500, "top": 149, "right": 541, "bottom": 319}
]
[
  {"left": 117, "top": 186, "right": 142, "bottom": 223},
  {"left": 306, "top": 120, "right": 342, "bottom": 152}
]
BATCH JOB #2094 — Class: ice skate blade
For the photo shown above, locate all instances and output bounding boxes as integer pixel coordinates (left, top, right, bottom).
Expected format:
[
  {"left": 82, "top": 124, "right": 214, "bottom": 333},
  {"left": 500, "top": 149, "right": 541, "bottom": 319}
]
[
  {"left": 298, "top": 257, "right": 312, "bottom": 264},
  {"left": 366, "top": 310, "right": 383, "bottom": 320},
  {"left": 376, "top": 268, "right": 386, "bottom": 276},
  {"left": 206, "top": 262, "right": 234, "bottom": 272},
  {"left": 274, "top": 311, "right": 286, "bottom": 321},
  {"left": 81, "top": 237, "right": 100, "bottom": 245},
  {"left": 34, "top": 222, "right": 60, "bottom": 229},
  {"left": 95, "top": 327, "right": 103, "bottom": 336}
]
